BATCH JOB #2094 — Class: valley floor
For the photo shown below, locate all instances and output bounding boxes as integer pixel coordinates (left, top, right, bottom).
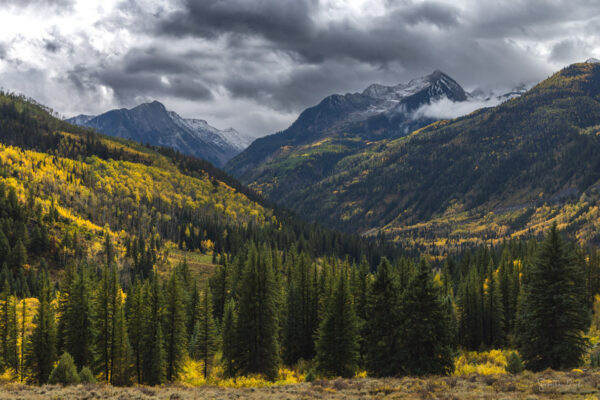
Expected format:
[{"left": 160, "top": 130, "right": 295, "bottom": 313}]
[{"left": 1, "top": 370, "right": 599, "bottom": 399}]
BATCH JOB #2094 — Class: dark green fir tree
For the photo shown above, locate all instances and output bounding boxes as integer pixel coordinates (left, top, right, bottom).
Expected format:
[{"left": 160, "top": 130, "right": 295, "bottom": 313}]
[
  {"left": 315, "top": 271, "right": 359, "bottom": 378},
  {"left": 364, "top": 258, "right": 402, "bottom": 376},
  {"left": 398, "top": 259, "right": 455, "bottom": 376},
  {"left": 516, "top": 224, "right": 590, "bottom": 371}
]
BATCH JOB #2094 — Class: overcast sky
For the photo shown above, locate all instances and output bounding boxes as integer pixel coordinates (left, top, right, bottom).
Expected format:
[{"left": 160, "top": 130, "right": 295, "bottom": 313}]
[{"left": 0, "top": 0, "right": 598, "bottom": 137}]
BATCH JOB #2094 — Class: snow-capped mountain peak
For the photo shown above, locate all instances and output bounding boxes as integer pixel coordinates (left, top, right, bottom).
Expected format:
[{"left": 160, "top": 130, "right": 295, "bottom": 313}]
[
  {"left": 362, "top": 70, "right": 467, "bottom": 104},
  {"left": 66, "top": 101, "right": 251, "bottom": 166},
  {"left": 168, "top": 111, "right": 251, "bottom": 152}
]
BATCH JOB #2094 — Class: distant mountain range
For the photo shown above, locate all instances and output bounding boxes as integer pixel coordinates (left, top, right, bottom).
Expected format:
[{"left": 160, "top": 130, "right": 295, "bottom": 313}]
[
  {"left": 67, "top": 101, "right": 253, "bottom": 167},
  {"left": 225, "top": 69, "right": 526, "bottom": 198},
  {"left": 226, "top": 70, "right": 475, "bottom": 178},
  {"left": 225, "top": 61, "right": 600, "bottom": 252}
]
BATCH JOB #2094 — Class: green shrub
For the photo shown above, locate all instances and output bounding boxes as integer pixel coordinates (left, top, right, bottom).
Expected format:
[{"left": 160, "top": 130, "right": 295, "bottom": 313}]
[
  {"left": 304, "top": 369, "right": 316, "bottom": 382},
  {"left": 506, "top": 352, "right": 525, "bottom": 375},
  {"left": 78, "top": 366, "right": 96, "bottom": 383},
  {"left": 49, "top": 353, "right": 80, "bottom": 385}
]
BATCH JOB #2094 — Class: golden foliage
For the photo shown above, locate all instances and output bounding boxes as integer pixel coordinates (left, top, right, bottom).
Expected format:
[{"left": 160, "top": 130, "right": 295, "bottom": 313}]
[{"left": 454, "top": 350, "right": 509, "bottom": 376}]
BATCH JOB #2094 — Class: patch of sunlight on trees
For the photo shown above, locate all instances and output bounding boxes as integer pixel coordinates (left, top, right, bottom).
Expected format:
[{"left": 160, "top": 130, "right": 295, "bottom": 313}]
[
  {"left": 454, "top": 350, "right": 509, "bottom": 375},
  {"left": 178, "top": 358, "right": 306, "bottom": 388}
]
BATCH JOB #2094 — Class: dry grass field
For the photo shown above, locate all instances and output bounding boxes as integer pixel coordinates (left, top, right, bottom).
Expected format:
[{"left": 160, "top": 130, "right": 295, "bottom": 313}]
[{"left": 1, "top": 370, "right": 600, "bottom": 399}]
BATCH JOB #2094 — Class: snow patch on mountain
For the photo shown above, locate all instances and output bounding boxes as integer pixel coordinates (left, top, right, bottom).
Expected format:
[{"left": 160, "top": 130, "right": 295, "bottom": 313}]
[
  {"left": 168, "top": 112, "right": 250, "bottom": 152},
  {"left": 67, "top": 114, "right": 95, "bottom": 126}
]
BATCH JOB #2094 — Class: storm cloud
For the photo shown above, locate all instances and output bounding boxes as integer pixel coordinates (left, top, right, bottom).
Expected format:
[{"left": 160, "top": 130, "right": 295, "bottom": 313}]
[{"left": 0, "top": 0, "right": 599, "bottom": 137}]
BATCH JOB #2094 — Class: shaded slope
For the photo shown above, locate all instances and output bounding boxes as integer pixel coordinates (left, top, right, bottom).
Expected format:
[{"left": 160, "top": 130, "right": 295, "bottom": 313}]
[
  {"left": 226, "top": 70, "right": 468, "bottom": 180},
  {"left": 241, "top": 63, "right": 600, "bottom": 251},
  {"left": 0, "top": 91, "right": 398, "bottom": 271}
]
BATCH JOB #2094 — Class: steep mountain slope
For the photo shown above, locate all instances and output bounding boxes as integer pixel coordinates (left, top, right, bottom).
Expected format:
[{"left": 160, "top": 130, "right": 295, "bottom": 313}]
[
  {"left": 225, "top": 70, "right": 468, "bottom": 179},
  {"left": 0, "top": 91, "right": 394, "bottom": 276},
  {"left": 231, "top": 62, "right": 600, "bottom": 253},
  {"left": 67, "top": 101, "right": 252, "bottom": 167}
]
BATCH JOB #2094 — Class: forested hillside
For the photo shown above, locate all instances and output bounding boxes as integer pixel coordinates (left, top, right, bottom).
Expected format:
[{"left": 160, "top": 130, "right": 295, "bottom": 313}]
[
  {"left": 1, "top": 70, "right": 599, "bottom": 389},
  {"left": 0, "top": 91, "right": 397, "bottom": 279},
  {"left": 226, "top": 71, "right": 468, "bottom": 196},
  {"left": 232, "top": 62, "right": 600, "bottom": 255},
  {"left": 0, "top": 89, "right": 406, "bottom": 384}
]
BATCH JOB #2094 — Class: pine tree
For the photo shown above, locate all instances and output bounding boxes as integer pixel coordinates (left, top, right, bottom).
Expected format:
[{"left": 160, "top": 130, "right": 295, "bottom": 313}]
[
  {"left": 0, "top": 283, "right": 18, "bottom": 372},
  {"left": 93, "top": 265, "right": 116, "bottom": 382},
  {"left": 186, "top": 282, "right": 200, "bottom": 339},
  {"left": 444, "top": 295, "right": 459, "bottom": 349},
  {"left": 126, "top": 278, "right": 146, "bottom": 384},
  {"left": 282, "top": 253, "right": 318, "bottom": 365},
  {"left": 56, "top": 263, "right": 77, "bottom": 355},
  {"left": 93, "top": 263, "right": 128, "bottom": 384},
  {"left": 364, "top": 258, "right": 402, "bottom": 376},
  {"left": 111, "top": 302, "right": 131, "bottom": 386},
  {"left": 441, "top": 259, "right": 454, "bottom": 297},
  {"left": 483, "top": 262, "right": 505, "bottom": 348},
  {"left": 19, "top": 298, "right": 26, "bottom": 382},
  {"left": 48, "top": 352, "right": 80, "bottom": 385},
  {"left": 142, "top": 273, "right": 165, "bottom": 385},
  {"left": 397, "top": 259, "right": 455, "bottom": 376},
  {"left": 0, "top": 278, "right": 17, "bottom": 370},
  {"left": 458, "top": 267, "right": 484, "bottom": 349},
  {"left": 26, "top": 269, "right": 57, "bottom": 384},
  {"left": 11, "top": 239, "right": 26, "bottom": 269},
  {"left": 221, "top": 298, "right": 238, "bottom": 378},
  {"left": 353, "top": 257, "right": 371, "bottom": 323},
  {"left": 516, "top": 224, "right": 590, "bottom": 371},
  {"left": 210, "top": 260, "right": 230, "bottom": 322},
  {"left": 235, "top": 245, "right": 280, "bottom": 380},
  {"left": 163, "top": 271, "right": 187, "bottom": 382},
  {"left": 192, "top": 283, "right": 218, "bottom": 378},
  {"left": 63, "top": 264, "right": 94, "bottom": 369},
  {"left": 0, "top": 230, "right": 9, "bottom": 267},
  {"left": 315, "top": 271, "right": 359, "bottom": 378}
]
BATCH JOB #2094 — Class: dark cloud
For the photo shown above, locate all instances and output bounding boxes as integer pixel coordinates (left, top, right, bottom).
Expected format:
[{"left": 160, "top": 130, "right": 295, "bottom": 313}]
[
  {"left": 154, "top": 0, "right": 549, "bottom": 83},
  {"left": 44, "top": 40, "right": 60, "bottom": 53},
  {"left": 2, "top": 0, "right": 600, "bottom": 137},
  {"left": 122, "top": 48, "right": 198, "bottom": 74},
  {"left": 550, "top": 39, "right": 591, "bottom": 63},
  {"left": 401, "top": 2, "right": 461, "bottom": 28},
  {"left": 70, "top": 64, "right": 213, "bottom": 104},
  {"left": 158, "top": 1, "right": 462, "bottom": 65},
  {"left": 160, "top": 0, "right": 318, "bottom": 44}
]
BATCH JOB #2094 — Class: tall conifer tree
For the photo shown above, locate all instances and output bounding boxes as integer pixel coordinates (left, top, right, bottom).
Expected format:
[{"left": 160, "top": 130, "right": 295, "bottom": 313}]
[
  {"left": 142, "top": 273, "right": 165, "bottom": 385},
  {"left": 236, "top": 244, "right": 280, "bottom": 380},
  {"left": 126, "top": 278, "right": 146, "bottom": 384},
  {"left": 315, "top": 271, "right": 359, "bottom": 378},
  {"left": 516, "top": 224, "right": 590, "bottom": 370},
  {"left": 63, "top": 264, "right": 94, "bottom": 369},
  {"left": 398, "top": 260, "right": 455, "bottom": 376},
  {"left": 221, "top": 298, "right": 238, "bottom": 378},
  {"left": 26, "top": 269, "right": 57, "bottom": 384},
  {"left": 163, "top": 271, "right": 187, "bottom": 382},
  {"left": 191, "top": 283, "right": 218, "bottom": 378},
  {"left": 282, "top": 253, "right": 318, "bottom": 365},
  {"left": 364, "top": 258, "right": 402, "bottom": 376}
]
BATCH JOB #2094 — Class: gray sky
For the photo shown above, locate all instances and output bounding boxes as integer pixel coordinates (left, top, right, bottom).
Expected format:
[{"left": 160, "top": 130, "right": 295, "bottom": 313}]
[{"left": 0, "top": 0, "right": 598, "bottom": 137}]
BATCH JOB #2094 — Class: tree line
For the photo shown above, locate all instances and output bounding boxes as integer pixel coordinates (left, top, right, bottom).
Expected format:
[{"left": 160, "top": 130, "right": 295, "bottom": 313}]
[{"left": 0, "top": 223, "right": 591, "bottom": 384}]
